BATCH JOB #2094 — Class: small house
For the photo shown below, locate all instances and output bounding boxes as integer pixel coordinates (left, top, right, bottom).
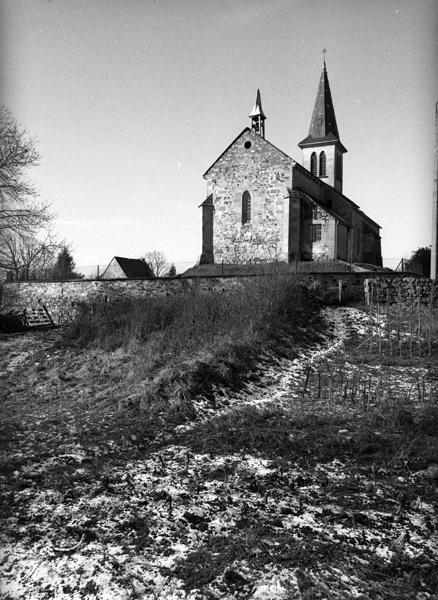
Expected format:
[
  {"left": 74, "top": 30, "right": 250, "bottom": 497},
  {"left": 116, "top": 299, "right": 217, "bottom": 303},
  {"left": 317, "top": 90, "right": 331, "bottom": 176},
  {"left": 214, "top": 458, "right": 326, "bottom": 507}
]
[{"left": 99, "top": 256, "right": 155, "bottom": 279}]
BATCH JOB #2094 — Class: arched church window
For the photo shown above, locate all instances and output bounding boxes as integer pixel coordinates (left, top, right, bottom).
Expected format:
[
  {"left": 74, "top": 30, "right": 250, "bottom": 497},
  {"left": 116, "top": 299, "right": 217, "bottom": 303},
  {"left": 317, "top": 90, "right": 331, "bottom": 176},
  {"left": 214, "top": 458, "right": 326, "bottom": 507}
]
[
  {"left": 319, "top": 152, "right": 326, "bottom": 177},
  {"left": 310, "top": 152, "right": 317, "bottom": 176},
  {"left": 242, "top": 191, "right": 251, "bottom": 225}
]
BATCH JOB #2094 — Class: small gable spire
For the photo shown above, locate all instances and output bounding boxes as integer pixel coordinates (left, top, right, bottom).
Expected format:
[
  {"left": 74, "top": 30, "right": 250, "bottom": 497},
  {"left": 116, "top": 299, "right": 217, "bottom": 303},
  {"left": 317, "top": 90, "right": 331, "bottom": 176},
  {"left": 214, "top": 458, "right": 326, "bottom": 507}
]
[{"left": 249, "top": 89, "right": 266, "bottom": 138}]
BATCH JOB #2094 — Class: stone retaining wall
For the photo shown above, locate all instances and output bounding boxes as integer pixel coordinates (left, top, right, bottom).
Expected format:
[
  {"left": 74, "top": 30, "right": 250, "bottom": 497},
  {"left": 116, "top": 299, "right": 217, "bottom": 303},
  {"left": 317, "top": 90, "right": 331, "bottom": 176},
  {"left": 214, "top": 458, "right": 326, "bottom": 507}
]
[
  {"left": 364, "top": 277, "right": 438, "bottom": 305},
  {"left": 0, "top": 278, "right": 244, "bottom": 325},
  {"left": 0, "top": 272, "right": 433, "bottom": 326}
]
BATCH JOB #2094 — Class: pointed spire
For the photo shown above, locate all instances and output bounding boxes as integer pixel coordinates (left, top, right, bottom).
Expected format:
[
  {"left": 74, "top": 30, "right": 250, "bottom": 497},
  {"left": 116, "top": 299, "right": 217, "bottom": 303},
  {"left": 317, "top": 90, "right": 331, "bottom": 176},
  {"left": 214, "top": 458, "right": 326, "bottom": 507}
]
[
  {"left": 309, "top": 63, "right": 339, "bottom": 139},
  {"left": 298, "top": 61, "right": 344, "bottom": 148},
  {"left": 249, "top": 89, "right": 266, "bottom": 119},
  {"left": 249, "top": 89, "right": 266, "bottom": 138}
]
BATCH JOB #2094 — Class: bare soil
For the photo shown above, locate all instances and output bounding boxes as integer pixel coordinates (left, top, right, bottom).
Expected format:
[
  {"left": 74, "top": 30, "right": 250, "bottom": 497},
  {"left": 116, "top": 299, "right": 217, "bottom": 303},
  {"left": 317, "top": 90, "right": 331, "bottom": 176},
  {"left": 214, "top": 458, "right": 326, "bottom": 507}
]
[{"left": 0, "top": 307, "right": 437, "bottom": 599}]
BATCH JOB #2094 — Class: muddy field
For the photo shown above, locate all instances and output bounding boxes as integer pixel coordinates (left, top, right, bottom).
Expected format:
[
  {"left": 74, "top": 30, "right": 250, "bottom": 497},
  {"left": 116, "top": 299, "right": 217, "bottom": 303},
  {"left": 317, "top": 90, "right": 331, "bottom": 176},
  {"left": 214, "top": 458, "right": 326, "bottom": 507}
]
[{"left": 0, "top": 307, "right": 437, "bottom": 599}]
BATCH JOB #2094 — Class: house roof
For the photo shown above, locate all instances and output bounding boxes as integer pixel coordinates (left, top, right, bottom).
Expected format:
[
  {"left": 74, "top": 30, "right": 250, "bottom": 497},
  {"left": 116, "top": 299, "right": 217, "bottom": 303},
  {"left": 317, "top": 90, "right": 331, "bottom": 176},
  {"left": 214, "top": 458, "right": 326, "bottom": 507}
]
[
  {"left": 298, "top": 63, "right": 347, "bottom": 153},
  {"left": 102, "top": 256, "right": 155, "bottom": 279}
]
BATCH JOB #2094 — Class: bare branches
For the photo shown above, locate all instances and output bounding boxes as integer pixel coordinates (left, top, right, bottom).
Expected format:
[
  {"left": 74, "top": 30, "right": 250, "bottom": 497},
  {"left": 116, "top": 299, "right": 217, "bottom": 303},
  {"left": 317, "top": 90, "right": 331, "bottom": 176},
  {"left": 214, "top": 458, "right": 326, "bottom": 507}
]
[
  {"left": 0, "top": 203, "right": 52, "bottom": 236},
  {"left": 0, "top": 106, "right": 51, "bottom": 239},
  {"left": 0, "top": 107, "right": 58, "bottom": 280},
  {"left": 0, "top": 230, "right": 62, "bottom": 281},
  {"left": 143, "top": 250, "right": 168, "bottom": 278},
  {"left": 0, "top": 106, "right": 38, "bottom": 202}
]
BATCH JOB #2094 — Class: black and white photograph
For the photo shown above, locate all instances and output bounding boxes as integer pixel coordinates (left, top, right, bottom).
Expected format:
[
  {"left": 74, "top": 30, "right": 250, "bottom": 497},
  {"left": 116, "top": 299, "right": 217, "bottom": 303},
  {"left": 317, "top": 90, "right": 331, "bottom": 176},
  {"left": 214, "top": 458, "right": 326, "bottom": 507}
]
[{"left": 0, "top": 1, "right": 437, "bottom": 598}]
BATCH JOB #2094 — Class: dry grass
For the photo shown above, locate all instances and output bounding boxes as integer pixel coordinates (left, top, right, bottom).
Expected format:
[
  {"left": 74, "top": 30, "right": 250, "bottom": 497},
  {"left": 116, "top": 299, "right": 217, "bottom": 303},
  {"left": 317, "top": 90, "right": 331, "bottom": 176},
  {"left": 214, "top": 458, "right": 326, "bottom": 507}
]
[{"left": 64, "top": 275, "right": 320, "bottom": 409}]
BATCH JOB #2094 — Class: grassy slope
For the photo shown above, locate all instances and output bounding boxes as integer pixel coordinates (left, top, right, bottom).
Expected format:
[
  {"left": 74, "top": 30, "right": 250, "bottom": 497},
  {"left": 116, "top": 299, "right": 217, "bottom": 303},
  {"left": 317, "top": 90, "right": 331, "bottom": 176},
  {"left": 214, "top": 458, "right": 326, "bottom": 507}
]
[{"left": 0, "top": 294, "right": 437, "bottom": 599}]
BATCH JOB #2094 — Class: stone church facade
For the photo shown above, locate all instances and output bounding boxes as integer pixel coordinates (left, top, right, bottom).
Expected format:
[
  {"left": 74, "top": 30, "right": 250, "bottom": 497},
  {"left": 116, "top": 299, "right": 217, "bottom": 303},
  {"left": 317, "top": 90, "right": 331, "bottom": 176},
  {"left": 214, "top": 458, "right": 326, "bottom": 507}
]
[{"left": 200, "top": 64, "right": 382, "bottom": 267}]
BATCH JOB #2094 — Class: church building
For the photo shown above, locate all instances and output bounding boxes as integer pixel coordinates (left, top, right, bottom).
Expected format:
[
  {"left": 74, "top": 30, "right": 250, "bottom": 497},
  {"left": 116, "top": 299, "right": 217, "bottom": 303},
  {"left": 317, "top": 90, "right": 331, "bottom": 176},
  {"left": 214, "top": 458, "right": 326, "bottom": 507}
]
[{"left": 199, "top": 62, "right": 382, "bottom": 267}]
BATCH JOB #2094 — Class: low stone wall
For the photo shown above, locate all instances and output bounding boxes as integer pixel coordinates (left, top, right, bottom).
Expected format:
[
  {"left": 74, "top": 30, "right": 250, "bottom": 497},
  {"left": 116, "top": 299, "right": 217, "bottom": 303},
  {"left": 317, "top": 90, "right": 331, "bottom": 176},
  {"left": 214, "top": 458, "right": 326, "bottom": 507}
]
[
  {"left": 295, "top": 272, "right": 431, "bottom": 305},
  {"left": 364, "top": 276, "right": 438, "bottom": 305},
  {"left": 0, "top": 278, "right": 243, "bottom": 325},
  {"left": 0, "top": 272, "right": 433, "bottom": 326}
]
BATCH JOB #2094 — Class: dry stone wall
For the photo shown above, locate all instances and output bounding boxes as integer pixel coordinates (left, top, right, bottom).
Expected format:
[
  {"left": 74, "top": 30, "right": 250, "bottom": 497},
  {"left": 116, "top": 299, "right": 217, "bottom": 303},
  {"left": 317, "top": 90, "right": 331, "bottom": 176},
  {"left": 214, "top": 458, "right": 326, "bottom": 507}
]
[
  {"left": 0, "top": 278, "right": 243, "bottom": 325},
  {"left": 364, "top": 277, "right": 438, "bottom": 305},
  {"left": 1, "top": 273, "right": 435, "bottom": 326}
]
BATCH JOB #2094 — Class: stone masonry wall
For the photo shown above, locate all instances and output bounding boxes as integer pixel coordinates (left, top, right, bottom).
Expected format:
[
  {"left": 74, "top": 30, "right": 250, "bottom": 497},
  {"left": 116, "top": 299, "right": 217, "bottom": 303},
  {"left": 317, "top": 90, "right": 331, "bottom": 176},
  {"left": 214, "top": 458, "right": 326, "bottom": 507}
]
[
  {"left": 205, "top": 129, "right": 293, "bottom": 263},
  {"left": 364, "top": 277, "right": 438, "bottom": 305},
  {"left": 1, "top": 272, "right": 434, "bottom": 327},
  {"left": 0, "top": 278, "right": 244, "bottom": 325}
]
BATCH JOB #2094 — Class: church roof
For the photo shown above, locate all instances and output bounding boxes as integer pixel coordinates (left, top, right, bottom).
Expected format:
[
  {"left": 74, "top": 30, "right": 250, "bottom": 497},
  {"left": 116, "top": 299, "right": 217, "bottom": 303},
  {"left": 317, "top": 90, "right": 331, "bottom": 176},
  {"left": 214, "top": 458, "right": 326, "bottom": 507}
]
[
  {"left": 298, "top": 63, "right": 347, "bottom": 152},
  {"left": 249, "top": 89, "right": 266, "bottom": 119},
  {"left": 293, "top": 186, "right": 351, "bottom": 228}
]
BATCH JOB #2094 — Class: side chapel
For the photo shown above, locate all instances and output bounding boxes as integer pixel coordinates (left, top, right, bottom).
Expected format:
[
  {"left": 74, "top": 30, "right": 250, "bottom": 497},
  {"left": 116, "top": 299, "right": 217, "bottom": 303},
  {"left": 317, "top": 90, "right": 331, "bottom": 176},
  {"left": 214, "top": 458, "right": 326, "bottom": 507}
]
[{"left": 199, "top": 62, "right": 382, "bottom": 267}]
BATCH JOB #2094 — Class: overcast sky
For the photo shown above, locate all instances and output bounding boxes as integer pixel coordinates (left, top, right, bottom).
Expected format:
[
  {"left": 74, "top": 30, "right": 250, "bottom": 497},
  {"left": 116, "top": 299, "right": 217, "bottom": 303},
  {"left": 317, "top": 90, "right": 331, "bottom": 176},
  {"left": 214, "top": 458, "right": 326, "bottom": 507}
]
[{"left": 1, "top": 0, "right": 437, "bottom": 271}]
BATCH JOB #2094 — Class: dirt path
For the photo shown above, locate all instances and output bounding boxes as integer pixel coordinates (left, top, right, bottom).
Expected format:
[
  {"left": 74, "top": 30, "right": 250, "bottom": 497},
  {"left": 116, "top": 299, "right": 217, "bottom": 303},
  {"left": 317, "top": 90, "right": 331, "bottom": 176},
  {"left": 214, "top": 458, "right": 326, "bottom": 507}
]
[{"left": 0, "top": 308, "right": 437, "bottom": 599}]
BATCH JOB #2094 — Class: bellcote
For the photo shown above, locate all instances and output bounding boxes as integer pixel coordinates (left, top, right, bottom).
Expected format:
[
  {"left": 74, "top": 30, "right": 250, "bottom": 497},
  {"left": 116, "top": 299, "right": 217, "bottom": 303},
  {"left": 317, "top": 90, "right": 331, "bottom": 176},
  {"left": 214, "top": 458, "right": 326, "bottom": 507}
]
[
  {"left": 249, "top": 89, "right": 266, "bottom": 139},
  {"left": 298, "top": 61, "right": 347, "bottom": 192}
]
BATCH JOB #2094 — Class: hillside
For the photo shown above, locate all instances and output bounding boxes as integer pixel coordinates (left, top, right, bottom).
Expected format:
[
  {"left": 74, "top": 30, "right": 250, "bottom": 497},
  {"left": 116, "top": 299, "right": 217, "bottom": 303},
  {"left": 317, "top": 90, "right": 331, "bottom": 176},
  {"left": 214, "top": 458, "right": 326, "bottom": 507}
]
[{"left": 0, "top": 297, "right": 437, "bottom": 599}]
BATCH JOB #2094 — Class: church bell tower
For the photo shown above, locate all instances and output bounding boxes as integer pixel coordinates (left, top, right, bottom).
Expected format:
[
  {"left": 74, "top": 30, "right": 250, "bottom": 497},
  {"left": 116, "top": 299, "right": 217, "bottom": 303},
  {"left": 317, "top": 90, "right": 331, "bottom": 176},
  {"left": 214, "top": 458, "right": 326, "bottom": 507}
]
[
  {"left": 298, "top": 58, "right": 347, "bottom": 192},
  {"left": 249, "top": 89, "right": 266, "bottom": 139}
]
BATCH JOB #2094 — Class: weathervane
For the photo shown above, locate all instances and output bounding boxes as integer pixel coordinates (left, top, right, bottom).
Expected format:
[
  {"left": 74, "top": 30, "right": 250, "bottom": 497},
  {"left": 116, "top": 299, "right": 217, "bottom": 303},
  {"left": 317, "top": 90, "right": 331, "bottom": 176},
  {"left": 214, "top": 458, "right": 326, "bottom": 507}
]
[{"left": 322, "top": 47, "right": 327, "bottom": 66}]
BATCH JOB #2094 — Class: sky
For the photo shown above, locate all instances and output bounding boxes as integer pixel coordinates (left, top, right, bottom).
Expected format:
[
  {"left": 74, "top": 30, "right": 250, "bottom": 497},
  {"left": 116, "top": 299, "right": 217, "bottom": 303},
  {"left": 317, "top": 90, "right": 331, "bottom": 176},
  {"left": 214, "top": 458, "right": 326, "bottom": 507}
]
[{"left": 1, "top": 0, "right": 437, "bottom": 273}]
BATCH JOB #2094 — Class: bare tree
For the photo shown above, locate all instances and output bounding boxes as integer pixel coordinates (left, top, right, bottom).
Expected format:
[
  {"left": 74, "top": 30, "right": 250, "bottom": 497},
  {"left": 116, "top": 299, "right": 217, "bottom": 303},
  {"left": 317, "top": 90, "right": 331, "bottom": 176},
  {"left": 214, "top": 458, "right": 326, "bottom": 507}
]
[
  {"left": 143, "top": 250, "right": 168, "bottom": 277},
  {"left": 0, "top": 231, "right": 61, "bottom": 281},
  {"left": 0, "top": 107, "right": 51, "bottom": 238}
]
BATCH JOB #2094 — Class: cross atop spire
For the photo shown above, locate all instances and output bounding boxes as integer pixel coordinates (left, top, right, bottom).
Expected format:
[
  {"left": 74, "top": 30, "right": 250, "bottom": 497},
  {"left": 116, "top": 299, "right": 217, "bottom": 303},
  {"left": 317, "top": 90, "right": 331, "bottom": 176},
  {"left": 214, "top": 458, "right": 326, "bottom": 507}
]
[
  {"left": 322, "top": 47, "right": 327, "bottom": 67},
  {"left": 249, "top": 89, "right": 266, "bottom": 138}
]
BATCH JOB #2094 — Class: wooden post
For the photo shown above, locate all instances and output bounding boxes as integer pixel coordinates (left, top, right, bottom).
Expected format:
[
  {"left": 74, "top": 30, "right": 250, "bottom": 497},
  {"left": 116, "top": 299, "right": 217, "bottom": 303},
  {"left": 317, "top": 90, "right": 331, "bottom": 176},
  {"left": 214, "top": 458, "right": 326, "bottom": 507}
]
[{"left": 431, "top": 102, "right": 438, "bottom": 279}]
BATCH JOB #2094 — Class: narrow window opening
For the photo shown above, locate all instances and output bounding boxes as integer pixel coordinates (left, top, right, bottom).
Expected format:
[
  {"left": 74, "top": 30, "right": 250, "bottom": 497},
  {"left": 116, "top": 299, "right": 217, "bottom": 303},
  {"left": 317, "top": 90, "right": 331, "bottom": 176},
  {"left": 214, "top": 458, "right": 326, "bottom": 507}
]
[
  {"left": 242, "top": 191, "right": 252, "bottom": 225},
  {"left": 319, "top": 151, "right": 326, "bottom": 177},
  {"left": 335, "top": 153, "right": 342, "bottom": 179},
  {"left": 310, "top": 152, "right": 317, "bottom": 176}
]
